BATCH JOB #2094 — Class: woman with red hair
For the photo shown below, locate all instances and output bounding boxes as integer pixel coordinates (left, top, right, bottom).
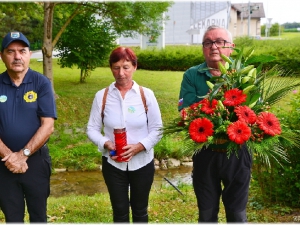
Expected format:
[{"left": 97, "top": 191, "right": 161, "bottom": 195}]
[{"left": 87, "top": 46, "right": 163, "bottom": 223}]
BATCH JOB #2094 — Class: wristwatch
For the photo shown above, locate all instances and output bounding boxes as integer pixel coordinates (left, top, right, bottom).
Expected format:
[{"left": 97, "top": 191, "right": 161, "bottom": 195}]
[{"left": 22, "top": 148, "right": 31, "bottom": 157}]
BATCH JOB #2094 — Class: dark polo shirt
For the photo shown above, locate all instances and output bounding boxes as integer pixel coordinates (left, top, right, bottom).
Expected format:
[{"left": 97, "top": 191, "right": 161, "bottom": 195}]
[
  {"left": 178, "top": 62, "right": 212, "bottom": 111},
  {"left": 0, "top": 68, "right": 57, "bottom": 151}
]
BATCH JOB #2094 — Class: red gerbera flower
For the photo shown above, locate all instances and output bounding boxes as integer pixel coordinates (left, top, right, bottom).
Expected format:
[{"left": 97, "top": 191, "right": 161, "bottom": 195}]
[
  {"left": 223, "top": 88, "right": 247, "bottom": 106},
  {"left": 256, "top": 112, "right": 281, "bottom": 136},
  {"left": 190, "top": 102, "right": 201, "bottom": 110},
  {"left": 189, "top": 118, "right": 214, "bottom": 143},
  {"left": 199, "top": 99, "right": 218, "bottom": 115},
  {"left": 227, "top": 121, "right": 251, "bottom": 144},
  {"left": 234, "top": 105, "right": 257, "bottom": 124}
]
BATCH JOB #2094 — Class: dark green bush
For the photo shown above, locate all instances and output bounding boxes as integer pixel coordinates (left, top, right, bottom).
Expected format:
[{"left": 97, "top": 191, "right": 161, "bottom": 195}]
[
  {"left": 129, "top": 37, "right": 300, "bottom": 76},
  {"left": 252, "top": 91, "right": 300, "bottom": 207},
  {"left": 135, "top": 45, "right": 203, "bottom": 71},
  {"left": 30, "top": 40, "right": 42, "bottom": 51},
  {"left": 284, "top": 28, "right": 300, "bottom": 32}
]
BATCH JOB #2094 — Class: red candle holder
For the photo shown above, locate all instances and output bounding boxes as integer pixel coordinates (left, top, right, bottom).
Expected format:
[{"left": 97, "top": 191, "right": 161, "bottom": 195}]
[{"left": 114, "top": 127, "right": 127, "bottom": 162}]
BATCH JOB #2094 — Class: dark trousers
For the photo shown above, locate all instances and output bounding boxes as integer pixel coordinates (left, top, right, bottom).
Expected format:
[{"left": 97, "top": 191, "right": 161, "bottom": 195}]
[
  {"left": 102, "top": 156, "right": 155, "bottom": 223},
  {"left": 192, "top": 144, "right": 252, "bottom": 223},
  {"left": 0, "top": 145, "right": 51, "bottom": 223}
]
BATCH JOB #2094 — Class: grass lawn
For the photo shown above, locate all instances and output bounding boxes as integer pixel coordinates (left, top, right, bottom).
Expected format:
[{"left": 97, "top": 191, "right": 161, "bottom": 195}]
[{"left": 0, "top": 182, "right": 299, "bottom": 223}]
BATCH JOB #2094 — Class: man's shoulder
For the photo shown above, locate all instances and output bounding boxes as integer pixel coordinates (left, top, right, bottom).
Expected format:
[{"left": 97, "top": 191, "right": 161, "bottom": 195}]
[
  {"left": 0, "top": 71, "right": 7, "bottom": 77},
  {"left": 27, "top": 68, "right": 44, "bottom": 76},
  {"left": 184, "top": 62, "right": 207, "bottom": 75},
  {"left": 27, "top": 68, "right": 50, "bottom": 82}
]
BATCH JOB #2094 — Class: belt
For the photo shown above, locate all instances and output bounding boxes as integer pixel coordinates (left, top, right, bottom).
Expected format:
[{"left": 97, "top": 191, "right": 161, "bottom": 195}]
[
  {"left": 211, "top": 148, "right": 227, "bottom": 153},
  {"left": 208, "top": 140, "right": 228, "bottom": 153},
  {"left": 203, "top": 146, "right": 227, "bottom": 153}
]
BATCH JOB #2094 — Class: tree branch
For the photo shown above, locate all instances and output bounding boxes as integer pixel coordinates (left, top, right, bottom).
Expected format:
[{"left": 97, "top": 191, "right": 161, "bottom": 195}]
[{"left": 52, "top": 3, "right": 84, "bottom": 48}]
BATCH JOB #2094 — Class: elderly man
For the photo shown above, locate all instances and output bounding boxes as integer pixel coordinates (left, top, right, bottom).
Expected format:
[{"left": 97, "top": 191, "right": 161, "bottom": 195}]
[
  {"left": 178, "top": 25, "right": 252, "bottom": 223},
  {"left": 0, "top": 31, "right": 57, "bottom": 222}
]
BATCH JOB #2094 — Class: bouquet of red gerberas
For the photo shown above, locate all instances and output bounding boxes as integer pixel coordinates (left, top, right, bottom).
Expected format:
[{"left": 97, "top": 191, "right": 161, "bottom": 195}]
[{"left": 164, "top": 47, "right": 300, "bottom": 167}]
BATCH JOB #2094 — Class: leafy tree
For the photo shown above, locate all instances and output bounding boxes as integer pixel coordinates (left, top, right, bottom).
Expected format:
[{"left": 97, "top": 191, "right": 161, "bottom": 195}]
[
  {"left": 0, "top": 3, "right": 43, "bottom": 43},
  {"left": 261, "top": 24, "right": 266, "bottom": 36},
  {"left": 261, "top": 23, "right": 284, "bottom": 37},
  {"left": 43, "top": 1, "right": 172, "bottom": 95},
  {"left": 55, "top": 12, "right": 117, "bottom": 82},
  {"left": 282, "top": 22, "right": 300, "bottom": 29},
  {"left": 0, "top": 2, "right": 172, "bottom": 94},
  {"left": 269, "top": 23, "right": 281, "bottom": 36}
]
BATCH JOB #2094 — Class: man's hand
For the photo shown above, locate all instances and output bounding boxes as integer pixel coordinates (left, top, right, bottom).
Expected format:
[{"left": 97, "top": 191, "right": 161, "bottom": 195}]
[{"left": 2, "top": 151, "right": 28, "bottom": 173}]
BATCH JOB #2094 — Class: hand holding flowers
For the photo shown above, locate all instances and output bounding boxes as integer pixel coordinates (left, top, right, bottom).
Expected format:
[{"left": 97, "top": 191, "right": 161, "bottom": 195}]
[{"left": 164, "top": 47, "right": 300, "bottom": 167}]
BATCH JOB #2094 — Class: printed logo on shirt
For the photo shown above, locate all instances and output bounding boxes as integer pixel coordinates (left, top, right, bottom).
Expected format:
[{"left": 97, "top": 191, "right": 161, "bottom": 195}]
[
  {"left": 178, "top": 98, "right": 183, "bottom": 106},
  {"left": 128, "top": 106, "right": 136, "bottom": 113},
  {"left": 0, "top": 95, "right": 7, "bottom": 103},
  {"left": 24, "top": 91, "right": 37, "bottom": 103}
]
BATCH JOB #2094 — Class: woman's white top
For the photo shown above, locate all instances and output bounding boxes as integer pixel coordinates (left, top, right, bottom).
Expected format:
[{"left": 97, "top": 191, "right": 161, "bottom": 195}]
[{"left": 87, "top": 81, "right": 163, "bottom": 171}]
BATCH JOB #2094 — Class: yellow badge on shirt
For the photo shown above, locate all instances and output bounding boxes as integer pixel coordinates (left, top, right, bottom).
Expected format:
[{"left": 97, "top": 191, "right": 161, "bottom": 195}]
[{"left": 24, "top": 91, "right": 37, "bottom": 103}]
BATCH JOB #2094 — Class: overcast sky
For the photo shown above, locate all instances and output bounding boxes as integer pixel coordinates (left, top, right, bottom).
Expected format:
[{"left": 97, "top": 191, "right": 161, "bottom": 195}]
[
  {"left": 4, "top": 0, "right": 299, "bottom": 25},
  {"left": 231, "top": 0, "right": 300, "bottom": 25}
]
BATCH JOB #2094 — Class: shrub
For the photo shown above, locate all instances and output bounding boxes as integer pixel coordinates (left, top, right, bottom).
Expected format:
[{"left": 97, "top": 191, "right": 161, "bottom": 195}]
[
  {"left": 252, "top": 90, "right": 300, "bottom": 207},
  {"left": 129, "top": 37, "right": 300, "bottom": 77},
  {"left": 135, "top": 45, "right": 204, "bottom": 71}
]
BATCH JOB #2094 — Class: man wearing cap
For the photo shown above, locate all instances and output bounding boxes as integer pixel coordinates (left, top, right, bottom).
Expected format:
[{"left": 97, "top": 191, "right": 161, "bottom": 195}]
[{"left": 0, "top": 31, "right": 57, "bottom": 222}]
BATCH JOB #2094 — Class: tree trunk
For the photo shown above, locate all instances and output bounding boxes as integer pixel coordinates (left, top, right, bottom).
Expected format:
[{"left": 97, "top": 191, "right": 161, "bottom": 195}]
[
  {"left": 43, "top": 2, "right": 57, "bottom": 97},
  {"left": 42, "top": 2, "right": 83, "bottom": 98}
]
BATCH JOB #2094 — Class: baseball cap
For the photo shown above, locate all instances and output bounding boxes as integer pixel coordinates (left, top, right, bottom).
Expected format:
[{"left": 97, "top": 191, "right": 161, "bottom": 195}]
[{"left": 1, "top": 31, "right": 30, "bottom": 51}]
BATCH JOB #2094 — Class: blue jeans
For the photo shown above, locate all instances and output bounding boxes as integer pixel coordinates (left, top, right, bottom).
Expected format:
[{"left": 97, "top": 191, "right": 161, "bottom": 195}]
[{"left": 102, "top": 156, "right": 155, "bottom": 223}]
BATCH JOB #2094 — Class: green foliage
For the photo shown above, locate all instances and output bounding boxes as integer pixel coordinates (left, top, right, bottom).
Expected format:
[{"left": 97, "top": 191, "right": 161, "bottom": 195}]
[
  {"left": 261, "top": 23, "right": 284, "bottom": 37},
  {"left": 284, "top": 28, "right": 300, "bottom": 32},
  {"left": 154, "top": 134, "right": 191, "bottom": 160},
  {"left": 0, "top": 2, "right": 43, "bottom": 45},
  {"left": 101, "top": 1, "right": 173, "bottom": 38},
  {"left": 252, "top": 90, "right": 300, "bottom": 207},
  {"left": 283, "top": 22, "right": 300, "bottom": 29},
  {"left": 52, "top": 1, "right": 172, "bottom": 82},
  {"left": 118, "top": 34, "right": 300, "bottom": 76},
  {"left": 51, "top": 1, "right": 173, "bottom": 47},
  {"left": 30, "top": 40, "right": 43, "bottom": 51},
  {"left": 56, "top": 12, "right": 117, "bottom": 82},
  {"left": 49, "top": 131, "right": 102, "bottom": 171},
  {"left": 135, "top": 45, "right": 204, "bottom": 71},
  {"left": 269, "top": 23, "right": 283, "bottom": 36},
  {"left": 233, "top": 35, "right": 300, "bottom": 75}
]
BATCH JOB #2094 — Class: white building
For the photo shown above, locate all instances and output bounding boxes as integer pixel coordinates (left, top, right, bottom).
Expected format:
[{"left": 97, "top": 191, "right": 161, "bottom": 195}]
[{"left": 117, "top": 1, "right": 265, "bottom": 48}]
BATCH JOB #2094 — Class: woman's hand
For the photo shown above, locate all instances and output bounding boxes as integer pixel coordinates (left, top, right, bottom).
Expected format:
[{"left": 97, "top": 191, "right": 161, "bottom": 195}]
[
  {"left": 105, "top": 141, "right": 145, "bottom": 162},
  {"left": 104, "top": 140, "right": 118, "bottom": 159},
  {"left": 120, "top": 142, "right": 145, "bottom": 162}
]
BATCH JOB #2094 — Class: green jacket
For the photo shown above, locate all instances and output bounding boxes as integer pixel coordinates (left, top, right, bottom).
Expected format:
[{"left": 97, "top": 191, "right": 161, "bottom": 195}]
[{"left": 178, "top": 62, "right": 212, "bottom": 111}]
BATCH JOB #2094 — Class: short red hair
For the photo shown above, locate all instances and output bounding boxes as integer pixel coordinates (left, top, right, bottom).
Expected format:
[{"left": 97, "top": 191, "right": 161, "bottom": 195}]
[{"left": 109, "top": 46, "right": 137, "bottom": 67}]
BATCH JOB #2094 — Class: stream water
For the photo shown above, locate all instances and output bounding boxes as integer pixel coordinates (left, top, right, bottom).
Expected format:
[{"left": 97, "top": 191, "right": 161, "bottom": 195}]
[{"left": 50, "top": 166, "right": 193, "bottom": 198}]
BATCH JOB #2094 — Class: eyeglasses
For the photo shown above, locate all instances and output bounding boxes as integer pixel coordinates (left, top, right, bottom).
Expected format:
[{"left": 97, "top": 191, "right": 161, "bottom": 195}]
[{"left": 202, "top": 39, "right": 230, "bottom": 48}]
